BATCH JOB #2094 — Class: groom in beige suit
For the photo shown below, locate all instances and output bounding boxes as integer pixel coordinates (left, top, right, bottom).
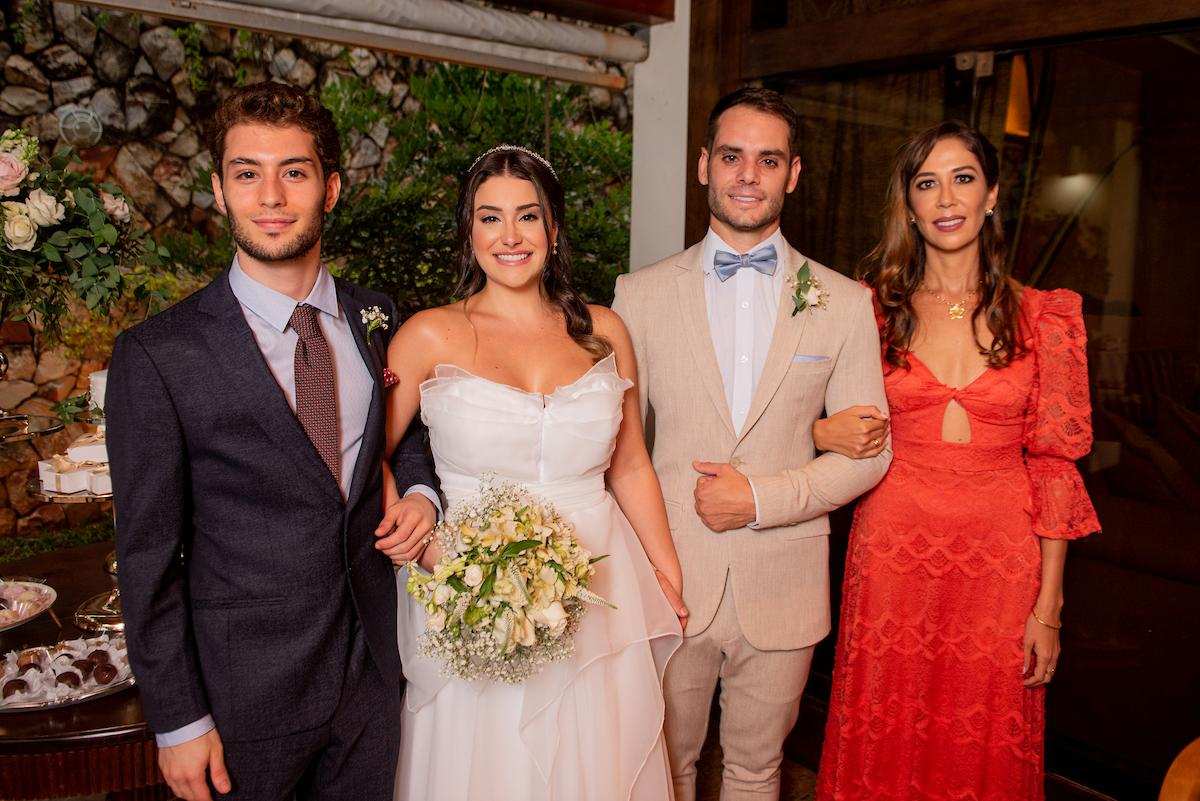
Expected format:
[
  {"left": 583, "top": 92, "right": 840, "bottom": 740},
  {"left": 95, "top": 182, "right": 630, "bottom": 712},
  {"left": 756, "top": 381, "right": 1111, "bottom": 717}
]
[{"left": 613, "top": 88, "right": 891, "bottom": 800}]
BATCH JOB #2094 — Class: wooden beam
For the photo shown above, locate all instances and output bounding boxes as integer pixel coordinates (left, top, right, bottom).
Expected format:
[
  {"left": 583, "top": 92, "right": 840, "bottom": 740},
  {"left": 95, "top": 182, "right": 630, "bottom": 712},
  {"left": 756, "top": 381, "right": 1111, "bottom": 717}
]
[
  {"left": 685, "top": 0, "right": 751, "bottom": 243},
  {"left": 742, "top": 0, "right": 1200, "bottom": 78},
  {"left": 62, "top": 0, "right": 626, "bottom": 88},
  {"left": 496, "top": 0, "right": 673, "bottom": 26}
]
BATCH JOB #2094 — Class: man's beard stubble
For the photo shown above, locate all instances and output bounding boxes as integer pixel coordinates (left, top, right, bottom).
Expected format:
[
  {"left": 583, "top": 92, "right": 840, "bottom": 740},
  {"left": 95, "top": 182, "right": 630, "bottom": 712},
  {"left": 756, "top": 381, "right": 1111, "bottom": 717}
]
[
  {"left": 707, "top": 182, "right": 785, "bottom": 236},
  {"left": 227, "top": 205, "right": 325, "bottom": 264}
]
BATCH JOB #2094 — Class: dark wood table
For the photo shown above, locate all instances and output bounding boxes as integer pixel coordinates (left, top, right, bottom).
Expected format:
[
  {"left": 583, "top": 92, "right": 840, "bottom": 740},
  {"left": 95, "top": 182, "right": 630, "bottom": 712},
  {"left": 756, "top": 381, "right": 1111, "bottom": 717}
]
[{"left": 0, "top": 541, "right": 169, "bottom": 800}]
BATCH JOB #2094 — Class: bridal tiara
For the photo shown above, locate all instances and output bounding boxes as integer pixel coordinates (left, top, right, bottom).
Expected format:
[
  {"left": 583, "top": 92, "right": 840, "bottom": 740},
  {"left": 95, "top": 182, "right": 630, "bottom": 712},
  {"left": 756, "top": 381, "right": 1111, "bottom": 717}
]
[{"left": 469, "top": 144, "right": 558, "bottom": 179}]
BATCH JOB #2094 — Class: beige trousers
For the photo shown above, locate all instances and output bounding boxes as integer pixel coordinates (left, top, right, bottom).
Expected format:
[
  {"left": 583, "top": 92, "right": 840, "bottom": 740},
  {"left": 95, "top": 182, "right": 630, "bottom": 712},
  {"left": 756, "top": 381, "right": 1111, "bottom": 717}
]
[{"left": 663, "top": 573, "right": 815, "bottom": 801}]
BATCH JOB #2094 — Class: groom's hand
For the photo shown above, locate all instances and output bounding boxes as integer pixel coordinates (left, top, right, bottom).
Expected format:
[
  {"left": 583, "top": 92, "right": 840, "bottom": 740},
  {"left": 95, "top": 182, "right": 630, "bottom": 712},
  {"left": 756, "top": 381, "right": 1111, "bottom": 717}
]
[
  {"left": 375, "top": 494, "right": 437, "bottom": 564},
  {"left": 159, "top": 728, "right": 230, "bottom": 801},
  {"left": 693, "top": 461, "right": 757, "bottom": 532}
]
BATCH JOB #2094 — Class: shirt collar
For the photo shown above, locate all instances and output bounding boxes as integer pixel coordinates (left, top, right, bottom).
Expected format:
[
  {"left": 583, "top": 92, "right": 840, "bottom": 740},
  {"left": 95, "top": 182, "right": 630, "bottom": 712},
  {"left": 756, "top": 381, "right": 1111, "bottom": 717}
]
[
  {"left": 228, "top": 257, "right": 342, "bottom": 333},
  {"left": 701, "top": 227, "right": 787, "bottom": 276}
]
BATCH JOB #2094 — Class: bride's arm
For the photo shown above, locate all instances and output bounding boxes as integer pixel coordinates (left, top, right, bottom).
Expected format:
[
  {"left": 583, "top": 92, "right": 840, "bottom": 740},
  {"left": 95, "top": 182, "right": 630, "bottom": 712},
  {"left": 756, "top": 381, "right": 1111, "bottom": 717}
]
[
  {"left": 594, "top": 307, "right": 689, "bottom": 629},
  {"left": 376, "top": 311, "right": 442, "bottom": 566}
]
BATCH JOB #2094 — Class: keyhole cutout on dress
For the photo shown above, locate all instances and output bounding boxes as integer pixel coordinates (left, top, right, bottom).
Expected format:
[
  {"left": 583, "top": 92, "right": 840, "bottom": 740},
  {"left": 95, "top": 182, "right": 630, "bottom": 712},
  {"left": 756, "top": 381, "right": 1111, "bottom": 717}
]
[{"left": 940, "top": 398, "right": 973, "bottom": 443}]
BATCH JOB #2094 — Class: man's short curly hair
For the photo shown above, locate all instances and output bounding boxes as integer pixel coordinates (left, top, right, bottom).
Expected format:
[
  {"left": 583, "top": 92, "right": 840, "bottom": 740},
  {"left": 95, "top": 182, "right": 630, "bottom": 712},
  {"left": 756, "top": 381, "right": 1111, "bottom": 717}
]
[{"left": 206, "top": 82, "right": 341, "bottom": 180}]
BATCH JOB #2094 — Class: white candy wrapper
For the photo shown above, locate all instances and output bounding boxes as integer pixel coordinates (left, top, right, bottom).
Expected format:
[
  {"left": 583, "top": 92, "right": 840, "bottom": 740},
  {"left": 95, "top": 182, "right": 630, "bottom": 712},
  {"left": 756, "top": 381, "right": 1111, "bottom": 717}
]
[{"left": 1, "top": 634, "right": 131, "bottom": 708}]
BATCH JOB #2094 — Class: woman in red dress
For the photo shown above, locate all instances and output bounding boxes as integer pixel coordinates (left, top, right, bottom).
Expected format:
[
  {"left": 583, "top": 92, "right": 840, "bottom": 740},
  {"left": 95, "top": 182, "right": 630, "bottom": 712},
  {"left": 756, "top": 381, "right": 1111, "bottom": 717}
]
[{"left": 814, "top": 121, "right": 1100, "bottom": 801}]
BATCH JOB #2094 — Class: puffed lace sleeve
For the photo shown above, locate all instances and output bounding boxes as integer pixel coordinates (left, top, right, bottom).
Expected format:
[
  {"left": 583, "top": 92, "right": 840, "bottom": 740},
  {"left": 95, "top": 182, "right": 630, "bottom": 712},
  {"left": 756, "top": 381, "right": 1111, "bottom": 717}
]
[{"left": 1023, "top": 288, "right": 1100, "bottom": 540}]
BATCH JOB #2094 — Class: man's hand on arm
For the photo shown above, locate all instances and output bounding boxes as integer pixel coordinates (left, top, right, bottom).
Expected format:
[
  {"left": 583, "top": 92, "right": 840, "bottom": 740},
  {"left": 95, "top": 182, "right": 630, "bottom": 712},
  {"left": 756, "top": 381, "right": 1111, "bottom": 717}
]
[
  {"left": 158, "top": 727, "right": 230, "bottom": 801},
  {"left": 692, "top": 461, "right": 758, "bottom": 532}
]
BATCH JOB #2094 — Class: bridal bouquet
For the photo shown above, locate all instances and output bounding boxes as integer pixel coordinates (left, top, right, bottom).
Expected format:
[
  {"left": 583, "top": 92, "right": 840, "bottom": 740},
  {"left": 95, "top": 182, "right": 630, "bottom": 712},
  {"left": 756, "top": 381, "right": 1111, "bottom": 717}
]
[{"left": 405, "top": 480, "right": 614, "bottom": 683}]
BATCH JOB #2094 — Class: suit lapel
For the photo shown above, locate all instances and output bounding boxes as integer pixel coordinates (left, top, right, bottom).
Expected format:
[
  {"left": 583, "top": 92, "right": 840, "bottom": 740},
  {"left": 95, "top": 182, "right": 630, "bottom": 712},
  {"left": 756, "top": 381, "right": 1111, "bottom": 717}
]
[
  {"left": 336, "top": 284, "right": 384, "bottom": 512},
  {"left": 737, "top": 246, "right": 811, "bottom": 445},
  {"left": 198, "top": 273, "right": 342, "bottom": 503},
  {"left": 674, "top": 246, "right": 737, "bottom": 439}
]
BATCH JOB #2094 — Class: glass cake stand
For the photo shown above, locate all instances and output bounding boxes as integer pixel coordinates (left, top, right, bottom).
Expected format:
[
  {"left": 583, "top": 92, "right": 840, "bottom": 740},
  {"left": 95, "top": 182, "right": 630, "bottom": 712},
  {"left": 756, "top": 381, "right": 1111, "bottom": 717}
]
[{"left": 73, "top": 549, "right": 122, "bottom": 633}]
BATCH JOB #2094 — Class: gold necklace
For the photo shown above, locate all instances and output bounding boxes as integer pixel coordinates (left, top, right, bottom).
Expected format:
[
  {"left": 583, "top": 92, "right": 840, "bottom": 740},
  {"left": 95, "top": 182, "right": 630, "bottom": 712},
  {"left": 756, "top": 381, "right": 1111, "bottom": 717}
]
[{"left": 922, "top": 287, "right": 978, "bottom": 320}]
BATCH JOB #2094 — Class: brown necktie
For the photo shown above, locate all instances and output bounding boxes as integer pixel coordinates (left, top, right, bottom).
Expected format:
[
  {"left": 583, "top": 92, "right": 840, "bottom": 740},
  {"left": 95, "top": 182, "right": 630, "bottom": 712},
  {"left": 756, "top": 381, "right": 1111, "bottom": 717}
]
[{"left": 289, "top": 303, "right": 340, "bottom": 484}]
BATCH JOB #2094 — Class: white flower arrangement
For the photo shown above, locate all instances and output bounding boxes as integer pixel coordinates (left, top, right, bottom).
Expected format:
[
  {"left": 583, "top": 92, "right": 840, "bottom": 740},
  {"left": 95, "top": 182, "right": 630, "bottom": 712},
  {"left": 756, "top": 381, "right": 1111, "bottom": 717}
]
[
  {"left": 405, "top": 479, "right": 614, "bottom": 684},
  {"left": 360, "top": 305, "right": 389, "bottom": 335},
  {"left": 0, "top": 127, "right": 170, "bottom": 336}
]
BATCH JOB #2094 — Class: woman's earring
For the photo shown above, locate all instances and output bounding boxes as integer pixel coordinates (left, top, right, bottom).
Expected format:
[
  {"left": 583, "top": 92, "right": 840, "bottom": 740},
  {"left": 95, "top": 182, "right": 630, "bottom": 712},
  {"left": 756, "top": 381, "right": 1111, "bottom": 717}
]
[
  {"left": 552, "top": 241, "right": 558, "bottom": 255},
  {"left": 985, "top": 208, "right": 994, "bottom": 217},
  {"left": 909, "top": 216, "right": 916, "bottom": 225}
]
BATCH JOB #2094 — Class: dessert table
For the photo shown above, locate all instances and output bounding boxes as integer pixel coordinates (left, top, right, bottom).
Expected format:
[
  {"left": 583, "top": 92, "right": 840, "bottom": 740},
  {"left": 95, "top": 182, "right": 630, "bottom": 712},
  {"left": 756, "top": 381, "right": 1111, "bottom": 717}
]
[{"left": 0, "top": 541, "right": 169, "bottom": 800}]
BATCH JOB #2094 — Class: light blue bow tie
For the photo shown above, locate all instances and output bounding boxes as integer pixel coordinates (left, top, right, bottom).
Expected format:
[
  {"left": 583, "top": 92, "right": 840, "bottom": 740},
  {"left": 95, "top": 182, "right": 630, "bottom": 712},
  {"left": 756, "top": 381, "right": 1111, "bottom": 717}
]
[{"left": 713, "top": 244, "right": 778, "bottom": 282}]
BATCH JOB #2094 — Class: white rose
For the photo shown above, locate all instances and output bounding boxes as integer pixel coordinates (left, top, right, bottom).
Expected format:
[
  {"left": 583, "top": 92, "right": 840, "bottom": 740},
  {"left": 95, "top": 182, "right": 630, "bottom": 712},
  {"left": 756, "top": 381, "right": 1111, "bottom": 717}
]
[
  {"left": 427, "top": 609, "right": 447, "bottom": 633},
  {"left": 0, "top": 153, "right": 28, "bottom": 197},
  {"left": 24, "top": 188, "right": 65, "bottom": 227},
  {"left": 100, "top": 190, "right": 131, "bottom": 223},
  {"left": 63, "top": 189, "right": 75, "bottom": 207},
  {"left": 513, "top": 614, "right": 536, "bottom": 647},
  {"left": 464, "top": 564, "right": 484, "bottom": 588},
  {"left": 432, "top": 583, "right": 452, "bottom": 606},
  {"left": 541, "top": 601, "right": 568, "bottom": 636},
  {"left": 803, "top": 286, "right": 823, "bottom": 307},
  {"left": 2, "top": 202, "right": 37, "bottom": 251}
]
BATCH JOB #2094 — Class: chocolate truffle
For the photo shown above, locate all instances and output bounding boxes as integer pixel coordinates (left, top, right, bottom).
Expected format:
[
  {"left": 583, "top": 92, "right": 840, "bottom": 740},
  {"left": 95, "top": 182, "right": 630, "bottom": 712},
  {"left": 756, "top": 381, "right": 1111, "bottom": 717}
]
[
  {"left": 92, "top": 663, "right": 118, "bottom": 685},
  {"left": 87, "top": 649, "right": 111, "bottom": 665},
  {"left": 72, "top": 659, "right": 94, "bottom": 679},
  {"left": 56, "top": 670, "right": 81, "bottom": 688},
  {"left": 2, "top": 679, "right": 27, "bottom": 698},
  {"left": 16, "top": 649, "right": 44, "bottom": 669},
  {"left": 17, "top": 662, "right": 41, "bottom": 677}
]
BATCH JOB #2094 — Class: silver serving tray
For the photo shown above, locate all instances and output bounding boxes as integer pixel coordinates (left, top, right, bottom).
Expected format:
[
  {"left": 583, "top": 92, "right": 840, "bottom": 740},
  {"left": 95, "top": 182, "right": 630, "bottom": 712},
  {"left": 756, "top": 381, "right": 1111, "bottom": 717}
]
[
  {"left": 0, "top": 581, "right": 58, "bottom": 633},
  {"left": 0, "top": 673, "right": 135, "bottom": 713}
]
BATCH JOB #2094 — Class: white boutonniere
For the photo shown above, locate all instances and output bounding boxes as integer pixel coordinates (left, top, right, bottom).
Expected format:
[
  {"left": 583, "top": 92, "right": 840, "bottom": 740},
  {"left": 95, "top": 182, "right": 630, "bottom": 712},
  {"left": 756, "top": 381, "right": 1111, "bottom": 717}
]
[
  {"left": 361, "top": 305, "right": 389, "bottom": 335},
  {"left": 787, "top": 260, "right": 828, "bottom": 317}
]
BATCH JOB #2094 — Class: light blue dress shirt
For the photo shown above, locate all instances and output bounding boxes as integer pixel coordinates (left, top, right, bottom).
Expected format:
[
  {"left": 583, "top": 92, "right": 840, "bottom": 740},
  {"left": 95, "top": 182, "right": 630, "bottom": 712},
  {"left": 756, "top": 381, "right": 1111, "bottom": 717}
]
[{"left": 156, "top": 260, "right": 438, "bottom": 747}]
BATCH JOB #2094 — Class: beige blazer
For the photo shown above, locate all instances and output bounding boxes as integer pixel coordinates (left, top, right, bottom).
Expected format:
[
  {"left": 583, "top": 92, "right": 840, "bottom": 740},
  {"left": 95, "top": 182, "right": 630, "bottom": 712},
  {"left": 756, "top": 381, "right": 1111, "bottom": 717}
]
[{"left": 612, "top": 239, "right": 891, "bottom": 650}]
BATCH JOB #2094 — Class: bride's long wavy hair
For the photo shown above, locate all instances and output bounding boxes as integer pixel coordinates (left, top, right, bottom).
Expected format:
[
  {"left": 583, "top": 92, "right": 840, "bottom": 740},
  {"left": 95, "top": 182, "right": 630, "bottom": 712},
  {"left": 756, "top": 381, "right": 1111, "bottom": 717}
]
[
  {"left": 860, "top": 120, "right": 1026, "bottom": 370},
  {"left": 454, "top": 148, "right": 611, "bottom": 362}
]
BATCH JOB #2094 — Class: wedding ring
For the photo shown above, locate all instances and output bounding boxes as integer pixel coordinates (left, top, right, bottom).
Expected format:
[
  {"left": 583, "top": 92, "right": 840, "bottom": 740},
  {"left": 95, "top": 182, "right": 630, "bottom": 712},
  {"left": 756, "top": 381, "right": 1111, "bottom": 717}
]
[{"left": 872, "top": 438, "right": 881, "bottom": 447}]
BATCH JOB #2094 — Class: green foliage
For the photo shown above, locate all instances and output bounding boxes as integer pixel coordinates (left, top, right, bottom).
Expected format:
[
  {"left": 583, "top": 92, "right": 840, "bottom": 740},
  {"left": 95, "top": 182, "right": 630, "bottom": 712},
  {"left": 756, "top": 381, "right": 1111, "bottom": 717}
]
[
  {"left": 0, "top": 131, "right": 183, "bottom": 339},
  {"left": 322, "top": 64, "right": 631, "bottom": 314},
  {"left": 174, "top": 23, "right": 209, "bottom": 92},
  {"left": 0, "top": 520, "right": 114, "bottom": 566}
]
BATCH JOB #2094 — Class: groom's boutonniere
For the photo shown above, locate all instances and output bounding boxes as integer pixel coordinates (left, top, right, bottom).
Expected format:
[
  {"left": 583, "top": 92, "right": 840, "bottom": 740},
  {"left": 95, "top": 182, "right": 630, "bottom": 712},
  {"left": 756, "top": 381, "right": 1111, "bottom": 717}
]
[
  {"left": 788, "top": 260, "right": 828, "bottom": 317},
  {"left": 361, "top": 306, "right": 389, "bottom": 335}
]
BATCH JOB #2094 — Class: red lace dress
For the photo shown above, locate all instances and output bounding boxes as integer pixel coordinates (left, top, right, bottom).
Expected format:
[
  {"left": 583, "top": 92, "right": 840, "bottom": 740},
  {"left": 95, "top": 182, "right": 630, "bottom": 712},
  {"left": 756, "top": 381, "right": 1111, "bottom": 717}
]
[{"left": 816, "top": 288, "right": 1100, "bottom": 801}]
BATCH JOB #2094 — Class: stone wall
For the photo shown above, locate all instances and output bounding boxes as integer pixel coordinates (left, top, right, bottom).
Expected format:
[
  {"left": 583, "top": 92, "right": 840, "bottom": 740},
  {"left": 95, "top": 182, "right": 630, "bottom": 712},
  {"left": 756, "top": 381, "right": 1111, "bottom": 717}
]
[
  {"left": 0, "top": 321, "right": 108, "bottom": 537},
  {"left": 0, "top": 0, "right": 630, "bottom": 537}
]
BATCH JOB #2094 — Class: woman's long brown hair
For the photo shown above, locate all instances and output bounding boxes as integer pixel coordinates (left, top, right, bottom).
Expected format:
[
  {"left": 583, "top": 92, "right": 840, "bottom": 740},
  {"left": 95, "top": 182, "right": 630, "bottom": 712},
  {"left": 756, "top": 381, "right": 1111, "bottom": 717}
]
[
  {"left": 860, "top": 120, "right": 1026, "bottom": 370},
  {"left": 454, "top": 148, "right": 611, "bottom": 362}
]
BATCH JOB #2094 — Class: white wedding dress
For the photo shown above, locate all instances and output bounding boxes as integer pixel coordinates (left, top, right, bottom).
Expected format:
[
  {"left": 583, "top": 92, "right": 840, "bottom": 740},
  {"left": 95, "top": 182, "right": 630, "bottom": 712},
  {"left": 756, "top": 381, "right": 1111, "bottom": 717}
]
[{"left": 395, "top": 353, "right": 682, "bottom": 801}]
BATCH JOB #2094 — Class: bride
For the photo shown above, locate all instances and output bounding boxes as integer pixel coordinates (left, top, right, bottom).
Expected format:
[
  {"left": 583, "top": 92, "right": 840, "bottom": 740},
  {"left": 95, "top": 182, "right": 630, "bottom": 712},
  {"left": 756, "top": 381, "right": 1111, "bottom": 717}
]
[{"left": 377, "top": 145, "right": 687, "bottom": 801}]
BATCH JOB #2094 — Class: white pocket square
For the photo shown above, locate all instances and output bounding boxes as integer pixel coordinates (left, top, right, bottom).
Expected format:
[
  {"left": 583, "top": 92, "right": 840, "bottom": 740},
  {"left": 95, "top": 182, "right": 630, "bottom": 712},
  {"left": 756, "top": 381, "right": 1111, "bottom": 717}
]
[{"left": 792, "top": 355, "right": 830, "bottom": 363}]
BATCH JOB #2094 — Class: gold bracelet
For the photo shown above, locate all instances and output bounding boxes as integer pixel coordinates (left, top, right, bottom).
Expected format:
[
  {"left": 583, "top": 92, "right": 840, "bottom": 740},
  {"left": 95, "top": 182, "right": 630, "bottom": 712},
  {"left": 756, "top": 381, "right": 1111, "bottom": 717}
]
[{"left": 1032, "top": 610, "right": 1062, "bottom": 630}]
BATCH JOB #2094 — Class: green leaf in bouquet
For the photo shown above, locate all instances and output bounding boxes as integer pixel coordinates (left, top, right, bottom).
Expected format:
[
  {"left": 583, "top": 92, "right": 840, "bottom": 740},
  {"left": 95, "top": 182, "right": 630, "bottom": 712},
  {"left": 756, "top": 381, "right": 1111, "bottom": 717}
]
[
  {"left": 66, "top": 242, "right": 89, "bottom": 259},
  {"left": 463, "top": 604, "right": 487, "bottom": 626},
  {"left": 88, "top": 211, "right": 106, "bottom": 231},
  {"left": 499, "top": 540, "right": 540, "bottom": 560},
  {"left": 48, "top": 230, "right": 70, "bottom": 247},
  {"left": 98, "top": 225, "right": 119, "bottom": 245},
  {"left": 588, "top": 554, "right": 609, "bottom": 564},
  {"left": 41, "top": 243, "right": 61, "bottom": 263},
  {"left": 479, "top": 569, "right": 496, "bottom": 598},
  {"left": 447, "top": 575, "right": 468, "bottom": 593}
]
